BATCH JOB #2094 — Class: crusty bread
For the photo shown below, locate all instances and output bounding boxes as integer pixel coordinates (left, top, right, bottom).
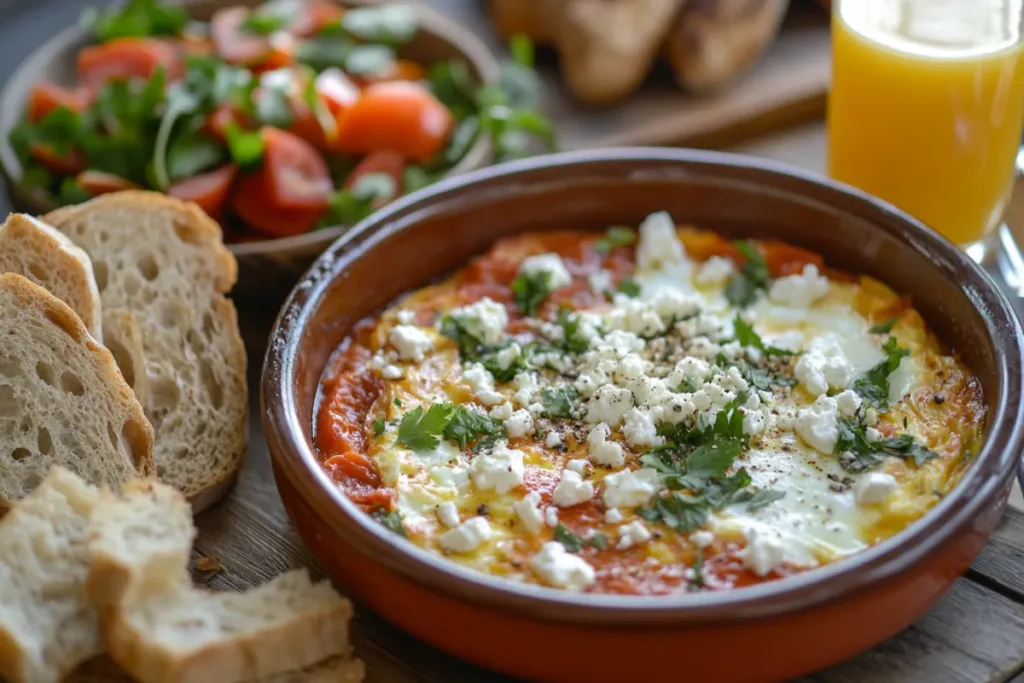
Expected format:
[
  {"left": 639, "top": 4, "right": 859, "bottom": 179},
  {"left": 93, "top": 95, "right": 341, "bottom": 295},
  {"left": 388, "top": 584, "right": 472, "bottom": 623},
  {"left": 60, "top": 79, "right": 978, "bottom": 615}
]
[
  {"left": 0, "top": 274, "right": 154, "bottom": 513},
  {"left": 104, "top": 570, "right": 353, "bottom": 683},
  {"left": 102, "top": 308, "right": 150, "bottom": 406},
  {"left": 44, "top": 191, "right": 248, "bottom": 512},
  {"left": 0, "top": 213, "right": 103, "bottom": 339},
  {"left": 0, "top": 467, "right": 102, "bottom": 683},
  {"left": 68, "top": 656, "right": 365, "bottom": 683},
  {"left": 87, "top": 479, "right": 194, "bottom": 606}
]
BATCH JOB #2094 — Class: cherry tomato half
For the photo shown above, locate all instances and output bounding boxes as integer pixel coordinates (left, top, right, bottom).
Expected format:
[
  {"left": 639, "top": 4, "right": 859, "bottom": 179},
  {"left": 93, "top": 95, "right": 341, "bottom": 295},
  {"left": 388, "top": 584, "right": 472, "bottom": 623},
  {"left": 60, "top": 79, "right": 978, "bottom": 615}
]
[
  {"left": 292, "top": 0, "right": 345, "bottom": 36},
  {"left": 261, "top": 126, "right": 333, "bottom": 210},
  {"left": 30, "top": 145, "right": 86, "bottom": 175},
  {"left": 77, "top": 38, "right": 182, "bottom": 90},
  {"left": 76, "top": 171, "right": 138, "bottom": 195},
  {"left": 168, "top": 164, "right": 238, "bottom": 220},
  {"left": 27, "top": 82, "right": 89, "bottom": 122},
  {"left": 231, "top": 172, "right": 324, "bottom": 237},
  {"left": 345, "top": 150, "right": 405, "bottom": 208},
  {"left": 211, "top": 7, "right": 272, "bottom": 65},
  {"left": 334, "top": 81, "right": 453, "bottom": 162},
  {"left": 287, "top": 69, "right": 359, "bottom": 150}
]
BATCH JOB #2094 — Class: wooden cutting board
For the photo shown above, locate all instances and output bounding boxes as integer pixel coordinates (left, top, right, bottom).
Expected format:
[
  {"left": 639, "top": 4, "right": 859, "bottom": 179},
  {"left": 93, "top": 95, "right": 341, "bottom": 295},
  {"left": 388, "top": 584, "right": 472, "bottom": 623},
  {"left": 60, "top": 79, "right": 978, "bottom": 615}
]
[{"left": 427, "top": 0, "right": 832, "bottom": 150}]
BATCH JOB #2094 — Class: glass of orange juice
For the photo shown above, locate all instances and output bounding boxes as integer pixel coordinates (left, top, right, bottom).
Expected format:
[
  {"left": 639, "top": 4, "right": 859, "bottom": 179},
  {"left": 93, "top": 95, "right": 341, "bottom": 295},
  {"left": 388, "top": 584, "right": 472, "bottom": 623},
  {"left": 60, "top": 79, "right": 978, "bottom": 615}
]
[{"left": 828, "top": 0, "right": 1024, "bottom": 252}]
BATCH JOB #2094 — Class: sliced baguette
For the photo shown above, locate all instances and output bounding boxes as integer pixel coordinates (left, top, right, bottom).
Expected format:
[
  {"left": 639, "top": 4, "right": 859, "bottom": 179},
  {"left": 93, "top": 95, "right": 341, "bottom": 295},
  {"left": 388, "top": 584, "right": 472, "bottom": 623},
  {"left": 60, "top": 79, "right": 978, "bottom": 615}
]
[
  {"left": 44, "top": 191, "right": 248, "bottom": 512},
  {"left": 68, "top": 656, "right": 365, "bottom": 683},
  {"left": 0, "top": 274, "right": 154, "bottom": 512},
  {"left": 103, "top": 308, "right": 150, "bottom": 406},
  {"left": 87, "top": 478, "right": 194, "bottom": 606},
  {"left": 0, "top": 467, "right": 102, "bottom": 683},
  {"left": 0, "top": 213, "right": 102, "bottom": 339},
  {"left": 104, "top": 570, "right": 353, "bottom": 683}
]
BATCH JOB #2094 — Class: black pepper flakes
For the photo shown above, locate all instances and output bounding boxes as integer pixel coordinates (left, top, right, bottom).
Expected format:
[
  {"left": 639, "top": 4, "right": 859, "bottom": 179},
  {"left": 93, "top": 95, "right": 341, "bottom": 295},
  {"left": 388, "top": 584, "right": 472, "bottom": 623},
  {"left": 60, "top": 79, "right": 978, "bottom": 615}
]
[
  {"left": 477, "top": 504, "right": 489, "bottom": 516},
  {"left": 933, "top": 392, "right": 946, "bottom": 405}
]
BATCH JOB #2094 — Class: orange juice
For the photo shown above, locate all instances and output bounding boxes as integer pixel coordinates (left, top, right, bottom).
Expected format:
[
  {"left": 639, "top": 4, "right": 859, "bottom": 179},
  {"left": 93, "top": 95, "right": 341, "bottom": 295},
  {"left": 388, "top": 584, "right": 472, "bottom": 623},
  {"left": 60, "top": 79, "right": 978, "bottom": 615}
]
[{"left": 828, "top": 0, "right": 1024, "bottom": 245}]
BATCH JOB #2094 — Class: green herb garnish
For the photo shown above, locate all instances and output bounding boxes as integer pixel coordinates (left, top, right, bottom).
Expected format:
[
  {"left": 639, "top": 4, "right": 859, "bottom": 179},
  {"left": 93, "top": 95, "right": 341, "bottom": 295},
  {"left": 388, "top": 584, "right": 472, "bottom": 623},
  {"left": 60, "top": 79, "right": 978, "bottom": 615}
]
[
  {"left": 594, "top": 226, "right": 636, "bottom": 254},
  {"left": 81, "top": 0, "right": 188, "bottom": 42},
  {"left": 869, "top": 317, "right": 898, "bottom": 334},
  {"left": 731, "top": 316, "right": 791, "bottom": 357},
  {"left": 372, "top": 419, "right": 386, "bottom": 436},
  {"left": 553, "top": 524, "right": 584, "bottom": 553},
  {"left": 850, "top": 337, "right": 910, "bottom": 410},
  {"left": 371, "top": 508, "right": 407, "bottom": 537},
  {"left": 835, "top": 417, "right": 938, "bottom": 472},
  {"left": 510, "top": 270, "right": 552, "bottom": 317},
  {"left": 540, "top": 386, "right": 579, "bottom": 420},
  {"left": 724, "top": 241, "right": 769, "bottom": 308},
  {"left": 556, "top": 309, "right": 590, "bottom": 355},
  {"left": 617, "top": 277, "right": 642, "bottom": 298},
  {"left": 395, "top": 404, "right": 453, "bottom": 451},
  {"left": 443, "top": 405, "right": 505, "bottom": 450}
]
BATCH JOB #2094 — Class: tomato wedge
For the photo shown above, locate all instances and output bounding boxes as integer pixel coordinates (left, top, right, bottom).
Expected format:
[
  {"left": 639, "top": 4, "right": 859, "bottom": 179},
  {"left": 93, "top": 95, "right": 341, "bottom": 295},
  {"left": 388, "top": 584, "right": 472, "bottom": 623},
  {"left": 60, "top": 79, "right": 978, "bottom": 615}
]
[
  {"left": 292, "top": 0, "right": 345, "bottom": 36},
  {"left": 27, "top": 82, "right": 89, "bottom": 122},
  {"left": 77, "top": 38, "right": 182, "bottom": 90},
  {"left": 345, "top": 150, "right": 405, "bottom": 208},
  {"left": 30, "top": 145, "right": 85, "bottom": 174},
  {"left": 168, "top": 164, "right": 238, "bottom": 219},
  {"left": 212, "top": 6, "right": 292, "bottom": 68},
  {"left": 231, "top": 173, "right": 324, "bottom": 237},
  {"left": 316, "top": 68, "right": 359, "bottom": 116},
  {"left": 261, "top": 127, "right": 332, "bottom": 210},
  {"left": 76, "top": 171, "right": 138, "bottom": 195},
  {"left": 334, "top": 81, "right": 453, "bottom": 162}
]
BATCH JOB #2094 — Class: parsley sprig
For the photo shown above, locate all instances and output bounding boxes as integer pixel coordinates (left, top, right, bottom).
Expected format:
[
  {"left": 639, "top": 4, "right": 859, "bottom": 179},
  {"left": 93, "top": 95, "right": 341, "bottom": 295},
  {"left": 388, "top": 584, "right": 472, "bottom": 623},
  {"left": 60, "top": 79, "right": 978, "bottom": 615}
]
[
  {"left": 510, "top": 270, "right": 552, "bottom": 317},
  {"left": 540, "top": 386, "right": 579, "bottom": 419},
  {"left": 835, "top": 417, "right": 937, "bottom": 472},
  {"left": 394, "top": 402, "right": 506, "bottom": 452},
  {"left": 850, "top": 337, "right": 910, "bottom": 410},
  {"left": 731, "top": 316, "right": 792, "bottom": 357},
  {"left": 371, "top": 508, "right": 407, "bottom": 537},
  {"left": 553, "top": 524, "right": 608, "bottom": 553},
  {"left": 724, "top": 241, "right": 770, "bottom": 308},
  {"left": 593, "top": 227, "right": 636, "bottom": 254}
]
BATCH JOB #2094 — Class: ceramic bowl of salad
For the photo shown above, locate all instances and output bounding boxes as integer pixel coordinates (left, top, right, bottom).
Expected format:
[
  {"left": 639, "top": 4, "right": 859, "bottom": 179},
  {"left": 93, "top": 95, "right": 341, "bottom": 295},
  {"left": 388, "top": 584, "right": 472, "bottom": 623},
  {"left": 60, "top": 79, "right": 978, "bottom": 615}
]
[{"left": 0, "top": 0, "right": 538, "bottom": 297}]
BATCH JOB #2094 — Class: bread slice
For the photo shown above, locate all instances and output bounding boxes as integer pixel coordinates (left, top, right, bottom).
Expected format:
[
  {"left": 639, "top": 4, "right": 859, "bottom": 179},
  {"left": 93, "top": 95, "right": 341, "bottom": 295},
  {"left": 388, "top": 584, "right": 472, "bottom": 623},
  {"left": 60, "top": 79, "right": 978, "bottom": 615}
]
[
  {"left": 0, "top": 213, "right": 102, "bottom": 339},
  {"left": 87, "top": 479, "right": 194, "bottom": 606},
  {"left": 0, "top": 274, "right": 154, "bottom": 513},
  {"left": 68, "top": 656, "right": 365, "bottom": 683},
  {"left": 0, "top": 467, "right": 103, "bottom": 683},
  {"left": 44, "top": 191, "right": 248, "bottom": 512},
  {"left": 104, "top": 570, "right": 353, "bottom": 683},
  {"left": 102, "top": 308, "right": 150, "bottom": 406}
]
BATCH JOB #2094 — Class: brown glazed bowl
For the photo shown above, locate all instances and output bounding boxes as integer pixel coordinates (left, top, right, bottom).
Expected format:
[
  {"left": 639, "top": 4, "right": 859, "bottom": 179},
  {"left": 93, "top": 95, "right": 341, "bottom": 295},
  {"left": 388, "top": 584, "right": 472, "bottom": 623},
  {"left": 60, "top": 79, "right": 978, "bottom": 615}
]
[
  {"left": 263, "top": 148, "right": 1024, "bottom": 683},
  {"left": 0, "top": 0, "right": 498, "bottom": 300}
]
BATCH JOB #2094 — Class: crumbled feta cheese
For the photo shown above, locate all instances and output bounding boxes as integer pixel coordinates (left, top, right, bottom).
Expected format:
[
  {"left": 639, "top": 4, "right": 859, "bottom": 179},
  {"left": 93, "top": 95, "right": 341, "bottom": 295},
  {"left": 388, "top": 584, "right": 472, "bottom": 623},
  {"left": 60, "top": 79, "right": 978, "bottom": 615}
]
[
  {"left": 449, "top": 297, "right": 508, "bottom": 346},
  {"left": 504, "top": 409, "right": 534, "bottom": 438},
  {"left": 439, "top": 517, "right": 492, "bottom": 553},
  {"left": 530, "top": 541, "right": 596, "bottom": 590},
  {"left": 519, "top": 253, "right": 573, "bottom": 290},
  {"left": 544, "top": 506, "right": 559, "bottom": 527},
  {"left": 495, "top": 343, "right": 521, "bottom": 371},
  {"left": 834, "top": 389, "right": 862, "bottom": 417},
  {"left": 865, "top": 427, "right": 881, "bottom": 442},
  {"left": 854, "top": 472, "right": 898, "bottom": 505},
  {"left": 605, "top": 298, "right": 665, "bottom": 337},
  {"left": 553, "top": 469, "right": 595, "bottom": 507},
  {"left": 602, "top": 468, "right": 662, "bottom": 508},
  {"left": 514, "top": 372, "right": 538, "bottom": 407},
  {"left": 586, "top": 384, "right": 634, "bottom": 426},
  {"left": 650, "top": 392, "right": 697, "bottom": 426},
  {"left": 489, "top": 402, "right": 514, "bottom": 420},
  {"left": 396, "top": 309, "right": 416, "bottom": 325},
  {"left": 864, "top": 408, "right": 879, "bottom": 426},
  {"left": 691, "top": 530, "right": 715, "bottom": 548},
  {"left": 514, "top": 491, "right": 545, "bottom": 534},
  {"left": 436, "top": 501, "right": 460, "bottom": 528},
  {"left": 605, "top": 508, "right": 624, "bottom": 524},
  {"left": 470, "top": 441, "right": 525, "bottom": 494},
  {"left": 672, "top": 357, "right": 711, "bottom": 385},
  {"left": 794, "top": 334, "right": 855, "bottom": 396},
  {"left": 696, "top": 255, "right": 735, "bottom": 285},
  {"left": 586, "top": 424, "right": 625, "bottom": 468},
  {"left": 565, "top": 459, "right": 587, "bottom": 475},
  {"left": 381, "top": 365, "right": 404, "bottom": 380},
  {"left": 636, "top": 211, "right": 687, "bottom": 272},
  {"left": 429, "top": 465, "right": 470, "bottom": 490},
  {"left": 769, "top": 264, "right": 829, "bottom": 308},
  {"left": 742, "top": 409, "right": 766, "bottom": 436},
  {"left": 622, "top": 408, "right": 663, "bottom": 448},
  {"left": 596, "top": 330, "right": 647, "bottom": 356},
  {"left": 740, "top": 526, "right": 786, "bottom": 576},
  {"left": 462, "top": 363, "right": 504, "bottom": 406},
  {"left": 588, "top": 269, "right": 612, "bottom": 295},
  {"left": 768, "top": 330, "right": 805, "bottom": 353},
  {"left": 794, "top": 395, "right": 840, "bottom": 453},
  {"left": 545, "top": 431, "right": 562, "bottom": 449},
  {"left": 389, "top": 325, "right": 433, "bottom": 361},
  {"left": 616, "top": 520, "right": 653, "bottom": 549}
]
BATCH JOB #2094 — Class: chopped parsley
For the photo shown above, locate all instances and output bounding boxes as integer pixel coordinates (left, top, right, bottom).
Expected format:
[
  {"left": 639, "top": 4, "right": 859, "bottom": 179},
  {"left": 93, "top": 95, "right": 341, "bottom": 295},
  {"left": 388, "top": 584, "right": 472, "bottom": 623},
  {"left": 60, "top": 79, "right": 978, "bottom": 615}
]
[
  {"left": 372, "top": 419, "right": 386, "bottom": 436},
  {"left": 510, "top": 270, "right": 552, "bottom": 317},
  {"left": 724, "top": 241, "right": 770, "bottom": 308},
  {"left": 690, "top": 548, "right": 705, "bottom": 590},
  {"left": 480, "top": 343, "right": 532, "bottom": 383},
  {"left": 443, "top": 405, "right": 505, "bottom": 450},
  {"left": 869, "top": 317, "right": 898, "bottom": 334},
  {"left": 617, "top": 277, "right": 642, "bottom": 297},
  {"left": 835, "top": 417, "right": 938, "bottom": 472},
  {"left": 371, "top": 508, "right": 407, "bottom": 538},
  {"left": 720, "top": 354, "right": 795, "bottom": 391},
  {"left": 556, "top": 309, "right": 591, "bottom": 355},
  {"left": 440, "top": 314, "right": 489, "bottom": 360},
  {"left": 850, "top": 337, "right": 910, "bottom": 410},
  {"left": 395, "top": 404, "right": 454, "bottom": 451},
  {"left": 593, "top": 226, "right": 636, "bottom": 254},
  {"left": 553, "top": 524, "right": 584, "bottom": 553},
  {"left": 588, "top": 533, "right": 609, "bottom": 551},
  {"left": 731, "top": 316, "right": 791, "bottom": 357},
  {"left": 540, "top": 386, "right": 579, "bottom": 419}
]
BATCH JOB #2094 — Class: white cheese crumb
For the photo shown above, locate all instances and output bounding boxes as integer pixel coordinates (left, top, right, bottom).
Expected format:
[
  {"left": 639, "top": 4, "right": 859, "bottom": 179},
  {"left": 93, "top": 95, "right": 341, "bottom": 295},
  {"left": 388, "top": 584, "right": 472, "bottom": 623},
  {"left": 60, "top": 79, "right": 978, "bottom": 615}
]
[
  {"left": 794, "top": 395, "right": 840, "bottom": 454},
  {"left": 469, "top": 441, "right": 525, "bottom": 494},
  {"left": 602, "top": 468, "right": 662, "bottom": 508},
  {"left": 519, "top": 253, "right": 573, "bottom": 290},
  {"left": 530, "top": 541, "right": 596, "bottom": 590},
  {"left": 740, "top": 526, "right": 786, "bottom": 576},
  {"left": 605, "top": 508, "right": 624, "bottom": 524},
  {"left": 586, "top": 423, "right": 625, "bottom": 468},
  {"left": 622, "top": 408, "right": 663, "bottom": 448},
  {"left": 742, "top": 409, "right": 766, "bottom": 436},
  {"left": 854, "top": 472, "right": 898, "bottom": 505},
  {"left": 435, "top": 501, "right": 460, "bottom": 528},
  {"left": 495, "top": 343, "right": 521, "bottom": 371},
  {"left": 544, "top": 506, "right": 559, "bottom": 527},
  {"left": 588, "top": 270, "right": 612, "bottom": 295},
  {"left": 388, "top": 325, "right": 433, "bottom": 362},
  {"left": 604, "top": 298, "right": 665, "bottom": 337},
  {"left": 865, "top": 427, "right": 881, "bottom": 442},
  {"left": 691, "top": 530, "right": 715, "bottom": 548},
  {"left": 545, "top": 431, "right": 562, "bottom": 449},
  {"left": 586, "top": 384, "right": 634, "bottom": 426},
  {"left": 504, "top": 409, "right": 534, "bottom": 438},
  {"left": 769, "top": 264, "right": 829, "bottom": 308},
  {"left": 514, "top": 372, "right": 539, "bottom": 407},
  {"left": 462, "top": 363, "right": 504, "bottom": 406},
  {"left": 696, "top": 255, "right": 734, "bottom": 285},
  {"left": 489, "top": 402, "right": 513, "bottom": 420},
  {"left": 553, "top": 469, "right": 595, "bottom": 507},
  {"left": 449, "top": 297, "right": 508, "bottom": 346},
  {"left": 616, "top": 520, "right": 653, "bottom": 549},
  {"left": 396, "top": 309, "right": 416, "bottom": 325},
  {"left": 834, "top": 389, "right": 862, "bottom": 417},
  {"left": 794, "top": 334, "right": 855, "bottom": 396},
  {"left": 439, "top": 517, "right": 492, "bottom": 553},
  {"left": 381, "top": 365, "right": 404, "bottom": 380},
  {"left": 514, "top": 491, "right": 545, "bottom": 534},
  {"left": 565, "top": 459, "right": 587, "bottom": 475},
  {"left": 636, "top": 211, "right": 687, "bottom": 273},
  {"left": 429, "top": 465, "right": 470, "bottom": 490},
  {"left": 864, "top": 407, "right": 879, "bottom": 426}
]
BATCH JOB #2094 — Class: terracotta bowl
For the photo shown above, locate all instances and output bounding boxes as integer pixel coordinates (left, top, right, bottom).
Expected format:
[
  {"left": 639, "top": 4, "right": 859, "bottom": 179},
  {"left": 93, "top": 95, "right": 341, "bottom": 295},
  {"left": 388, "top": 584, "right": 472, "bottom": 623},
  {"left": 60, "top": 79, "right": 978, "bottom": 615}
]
[
  {"left": 262, "top": 148, "right": 1024, "bottom": 683},
  {"left": 0, "top": 0, "right": 499, "bottom": 300}
]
